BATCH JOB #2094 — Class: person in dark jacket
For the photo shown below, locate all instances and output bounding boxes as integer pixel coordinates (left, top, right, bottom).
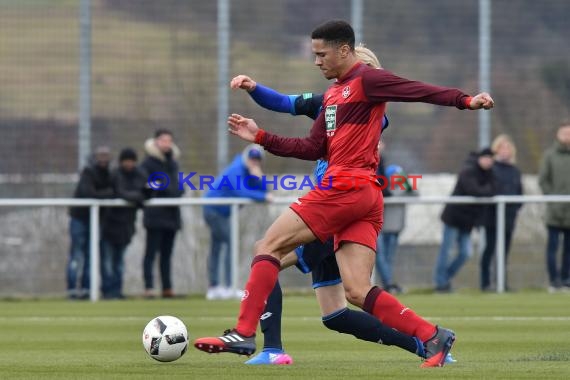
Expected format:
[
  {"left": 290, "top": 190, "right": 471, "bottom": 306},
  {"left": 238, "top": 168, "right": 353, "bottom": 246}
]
[
  {"left": 434, "top": 147, "right": 495, "bottom": 292},
  {"left": 100, "top": 148, "right": 148, "bottom": 299},
  {"left": 539, "top": 123, "right": 570, "bottom": 292},
  {"left": 140, "top": 129, "right": 184, "bottom": 298},
  {"left": 480, "top": 135, "right": 523, "bottom": 291},
  {"left": 203, "top": 144, "right": 271, "bottom": 300},
  {"left": 67, "top": 146, "right": 113, "bottom": 299}
]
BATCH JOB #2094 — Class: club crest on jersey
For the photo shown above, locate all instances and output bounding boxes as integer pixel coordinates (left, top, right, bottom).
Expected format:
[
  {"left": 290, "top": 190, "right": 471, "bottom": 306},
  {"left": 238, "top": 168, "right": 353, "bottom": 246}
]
[
  {"left": 342, "top": 86, "right": 351, "bottom": 98},
  {"left": 325, "top": 105, "right": 337, "bottom": 136}
]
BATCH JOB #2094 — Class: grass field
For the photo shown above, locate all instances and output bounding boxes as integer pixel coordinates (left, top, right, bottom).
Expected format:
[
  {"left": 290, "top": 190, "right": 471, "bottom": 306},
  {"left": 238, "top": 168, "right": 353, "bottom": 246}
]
[{"left": 1, "top": 292, "right": 569, "bottom": 379}]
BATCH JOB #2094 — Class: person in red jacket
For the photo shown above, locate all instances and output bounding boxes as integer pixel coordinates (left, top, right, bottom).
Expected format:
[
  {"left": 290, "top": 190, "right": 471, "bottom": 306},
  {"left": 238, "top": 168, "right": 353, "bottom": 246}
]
[{"left": 194, "top": 19, "right": 493, "bottom": 368}]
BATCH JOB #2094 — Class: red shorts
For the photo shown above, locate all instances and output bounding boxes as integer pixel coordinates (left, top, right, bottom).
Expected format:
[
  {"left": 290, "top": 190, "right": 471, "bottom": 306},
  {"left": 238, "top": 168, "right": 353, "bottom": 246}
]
[{"left": 290, "top": 180, "right": 384, "bottom": 252}]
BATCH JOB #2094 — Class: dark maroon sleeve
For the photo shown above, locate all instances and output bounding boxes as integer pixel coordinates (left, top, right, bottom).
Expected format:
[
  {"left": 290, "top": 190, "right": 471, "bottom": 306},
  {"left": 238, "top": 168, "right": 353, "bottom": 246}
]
[
  {"left": 362, "top": 69, "right": 471, "bottom": 109},
  {"left": 259, "top": 112, "right": 327, "bottom": 161}
]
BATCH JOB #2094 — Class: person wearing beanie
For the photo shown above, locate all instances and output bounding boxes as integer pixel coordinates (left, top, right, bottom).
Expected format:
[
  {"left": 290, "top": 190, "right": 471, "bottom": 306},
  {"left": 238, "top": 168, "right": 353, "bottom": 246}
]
[
  {"left": 100, "top": 147, "right": 148, "bottom": 299},
  {"left": 434, "top": 147, "right": 496, "bottom": 292},
  {"left": 203, "top": 144, "right": 272, "bottom": 300}
]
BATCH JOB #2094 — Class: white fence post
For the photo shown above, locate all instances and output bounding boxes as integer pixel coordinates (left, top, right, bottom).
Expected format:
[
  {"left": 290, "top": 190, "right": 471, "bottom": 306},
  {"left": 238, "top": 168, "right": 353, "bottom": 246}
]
[
  {"left": 496, "top": 198, "right": 506, "bottom": 293},
  {"left": 89, "top": 204, "right": 100, "bottom": 302},
  {"left": 230, "top": 202, "right": 240, "bottom": 293}
]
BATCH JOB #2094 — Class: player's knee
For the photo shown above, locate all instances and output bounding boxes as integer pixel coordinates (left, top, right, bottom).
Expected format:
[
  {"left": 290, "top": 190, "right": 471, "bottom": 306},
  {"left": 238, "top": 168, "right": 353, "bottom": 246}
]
[{"left": 343, "top": 287, "right": 365, "bottom": 308}]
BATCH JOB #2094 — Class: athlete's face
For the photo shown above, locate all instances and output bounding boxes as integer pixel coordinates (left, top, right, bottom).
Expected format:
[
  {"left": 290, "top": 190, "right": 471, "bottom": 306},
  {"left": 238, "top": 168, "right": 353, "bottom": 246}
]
[{"left": 312, "top": 39, "right": 345, "bottom": 80}]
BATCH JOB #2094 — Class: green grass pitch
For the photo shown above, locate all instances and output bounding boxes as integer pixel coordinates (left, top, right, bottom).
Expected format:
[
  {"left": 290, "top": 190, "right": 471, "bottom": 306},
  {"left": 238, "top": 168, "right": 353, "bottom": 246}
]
[{"left": 1, "top": 292, "right": 569, "bottom": 379}]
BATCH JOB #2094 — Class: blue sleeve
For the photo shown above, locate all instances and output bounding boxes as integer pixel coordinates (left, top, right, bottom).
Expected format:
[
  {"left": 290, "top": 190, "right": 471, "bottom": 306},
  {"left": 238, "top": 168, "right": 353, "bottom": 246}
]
[
  {"left": 293, "top": 93, "right": 323, "bottom": 120},
  {"left": 249, "top": 83, "right": 297, "bottom": 114}
]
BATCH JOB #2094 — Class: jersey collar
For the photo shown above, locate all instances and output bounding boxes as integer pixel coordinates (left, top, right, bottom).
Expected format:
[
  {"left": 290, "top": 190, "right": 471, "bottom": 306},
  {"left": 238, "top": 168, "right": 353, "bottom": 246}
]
[{"left": 337, "top": 61, "right": 364, "bottom": 84}]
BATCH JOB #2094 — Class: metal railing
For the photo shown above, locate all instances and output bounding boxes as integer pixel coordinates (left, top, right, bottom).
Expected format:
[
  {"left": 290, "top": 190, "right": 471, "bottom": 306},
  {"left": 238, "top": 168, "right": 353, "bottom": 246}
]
[{"left": 1, "top": 195, "right": 569, "bottom": 301}]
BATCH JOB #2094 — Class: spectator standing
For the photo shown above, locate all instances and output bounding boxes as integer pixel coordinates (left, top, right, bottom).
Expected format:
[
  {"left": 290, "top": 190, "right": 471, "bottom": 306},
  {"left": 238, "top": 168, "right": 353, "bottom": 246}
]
[
  {"left": 376, "top": 163, "right": 416, "bottom": 294},
  {"left": 100, "top": 148, "right": 148, "bottom": 299},
  {"left": 538, "top": 123, "right": 570, "bottom": 292},
  {"left": 140, "top": 129, "right": 184, "bottom": 298},
  {"left": 203, "top": 144, "right": 272, "bottom": 300},
  {"left": 480, "top": 135, "right": 522, "bottom": 291},
  {"left": 434, "top": 148, "right": 495, "bottom": 292},
  {"left": 67, "top": 146, "right": 113, "bottom": 299}
]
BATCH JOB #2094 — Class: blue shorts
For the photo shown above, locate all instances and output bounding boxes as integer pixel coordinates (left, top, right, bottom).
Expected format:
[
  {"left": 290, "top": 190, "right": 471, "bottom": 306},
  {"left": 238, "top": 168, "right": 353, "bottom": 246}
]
[{"left": 294, "top": 239, "right": 341, "bottom": 289}]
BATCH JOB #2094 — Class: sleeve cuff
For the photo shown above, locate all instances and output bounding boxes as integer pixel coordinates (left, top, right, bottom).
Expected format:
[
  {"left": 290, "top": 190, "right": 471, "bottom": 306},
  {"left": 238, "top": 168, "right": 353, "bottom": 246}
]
[
  {"left": 463, "top": 96, "right": 473, "bottom": 110},
  {"left": 254, "top": 129, "right": 266, "bottom": 144}
]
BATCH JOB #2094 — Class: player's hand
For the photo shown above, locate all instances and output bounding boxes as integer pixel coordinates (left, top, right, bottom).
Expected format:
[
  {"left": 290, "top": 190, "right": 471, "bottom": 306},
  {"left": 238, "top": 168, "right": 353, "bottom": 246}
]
[
  {"left": 228, "top": 113, "right": 259, "bottom": 142},
  {"left": 230, "top": 75, "right": 257, "bottom": 92},
  {"left": 470, "top": 92, "right": 494, "bottom": 110}
]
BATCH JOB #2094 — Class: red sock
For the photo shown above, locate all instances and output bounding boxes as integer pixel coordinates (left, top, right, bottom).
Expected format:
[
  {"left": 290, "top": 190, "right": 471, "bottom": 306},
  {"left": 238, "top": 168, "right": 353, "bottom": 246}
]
[
  {"left": 235, "top": 255, "right": 280, "bottom": 337},
  {"left": 363, "top": 286, "right": 436, "bottom": 342}
]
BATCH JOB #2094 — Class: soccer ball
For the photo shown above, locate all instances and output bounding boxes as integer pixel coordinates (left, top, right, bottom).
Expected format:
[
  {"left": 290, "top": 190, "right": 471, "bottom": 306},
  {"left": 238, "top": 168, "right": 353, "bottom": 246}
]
[{"left": 142, "top": 316, "right": 189, "bottom": 362}]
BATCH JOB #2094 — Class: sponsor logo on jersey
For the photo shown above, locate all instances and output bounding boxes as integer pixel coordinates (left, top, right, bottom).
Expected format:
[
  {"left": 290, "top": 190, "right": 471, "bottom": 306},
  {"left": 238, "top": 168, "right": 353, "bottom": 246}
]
[
  {"left": 302, "top": 92, "right": 313, "bottom": 100},
  {"left": 342, "top": 86, "right": 351, "bottom": 98},
  {"left": 325, "top": 105, "right": 337, "bottom": 136}
]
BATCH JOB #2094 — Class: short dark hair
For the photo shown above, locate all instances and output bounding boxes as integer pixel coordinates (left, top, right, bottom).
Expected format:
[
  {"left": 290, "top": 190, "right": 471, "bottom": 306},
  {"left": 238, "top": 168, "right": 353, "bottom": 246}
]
[
  {"left": 311, "top": 20, "right": 355, "bottom": 50},
  {"left": 154, "top": 128, "right": 173, "bottom": 138}
]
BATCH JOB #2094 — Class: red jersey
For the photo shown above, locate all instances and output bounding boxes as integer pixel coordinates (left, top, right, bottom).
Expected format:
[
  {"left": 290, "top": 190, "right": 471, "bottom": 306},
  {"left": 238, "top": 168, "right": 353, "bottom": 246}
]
[{"left": 258, "top": 62, "right": 470, "bottom": 178}]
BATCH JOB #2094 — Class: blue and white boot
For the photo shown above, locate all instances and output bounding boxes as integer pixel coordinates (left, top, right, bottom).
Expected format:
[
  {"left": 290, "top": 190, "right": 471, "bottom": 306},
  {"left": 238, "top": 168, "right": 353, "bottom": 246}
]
[{"left": 244, "top": 348, "right": 293, "bottom": 365}]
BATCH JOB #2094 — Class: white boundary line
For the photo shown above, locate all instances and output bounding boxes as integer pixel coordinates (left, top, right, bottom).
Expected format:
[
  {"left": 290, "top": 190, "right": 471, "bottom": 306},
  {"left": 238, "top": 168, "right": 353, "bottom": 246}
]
[{"left": 1, "top": 316, "right": 569, "bottom": 322}]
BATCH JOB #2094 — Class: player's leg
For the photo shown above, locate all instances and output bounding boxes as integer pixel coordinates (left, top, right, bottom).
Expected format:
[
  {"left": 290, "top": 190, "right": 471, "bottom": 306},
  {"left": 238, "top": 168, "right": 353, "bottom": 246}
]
[
  {"left": 294, "top": 241, "right": 422, "bottom": 358},
  {"left": 244, "top": 279, "right": 293, "bottom": 365},
  {"left": 245, "top": 243, "right": 321, "bottom": 365},
  {"left": 335, "top": 240, "right": 435, "bottom": 338},
  {"left": 194, "top": 207, "right": 317, "bottom": 355},
  {"left": 335, "top": 182, "right": 455, "bottom": 368},
  {"left": 336, "top": 241, "right": 455, "bottom": 367},
  {"left": 316, "top": 281, "right": 423, "bottom": 358}
]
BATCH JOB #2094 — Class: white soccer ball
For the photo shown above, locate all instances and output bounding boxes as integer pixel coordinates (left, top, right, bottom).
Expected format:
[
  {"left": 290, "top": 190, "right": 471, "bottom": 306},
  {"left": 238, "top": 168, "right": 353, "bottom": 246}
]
[{"left": 142, "top": 315, "right": 189, "bottom": 362}]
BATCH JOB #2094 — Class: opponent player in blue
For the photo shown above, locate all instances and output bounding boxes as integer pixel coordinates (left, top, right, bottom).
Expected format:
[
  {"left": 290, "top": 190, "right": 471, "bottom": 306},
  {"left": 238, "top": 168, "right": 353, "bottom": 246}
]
[{"left": 230, "top": 45, "right": 455, "bottom": 366}]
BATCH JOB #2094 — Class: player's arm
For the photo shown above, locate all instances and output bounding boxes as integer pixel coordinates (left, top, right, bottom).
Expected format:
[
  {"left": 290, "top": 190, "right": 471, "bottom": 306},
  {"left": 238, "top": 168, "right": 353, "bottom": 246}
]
[
  {"left": 361, "top": 69, "right": 494, "bottom": 110},
  {"left": 231, "top": 75, "right": 324, "bottom": 120},
  {"left": 228, "top": 113, "right": 327, "bottom": 161},
  {"left": 250, "top": 84, "right": 298, "bottom": 115},
  {"left": 231, "top": 74, "right": 296, "bottom": 114}
]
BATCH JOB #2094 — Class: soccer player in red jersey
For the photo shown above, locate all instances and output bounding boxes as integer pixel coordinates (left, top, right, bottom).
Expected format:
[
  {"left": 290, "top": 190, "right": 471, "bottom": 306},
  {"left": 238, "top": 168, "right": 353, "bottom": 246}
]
[{"left": 194, "top": 20, "right": 493, "bottom": 368}]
